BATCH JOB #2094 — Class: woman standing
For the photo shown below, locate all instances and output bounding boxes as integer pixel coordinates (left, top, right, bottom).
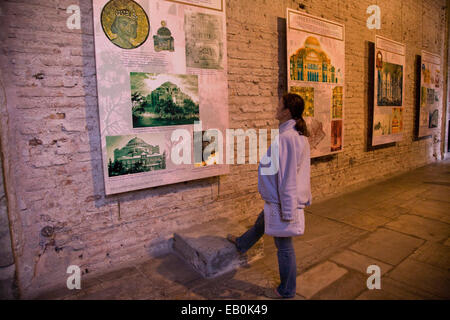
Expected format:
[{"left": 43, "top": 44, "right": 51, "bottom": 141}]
[{"left": 227, "top": 93, "right": 312, "bottom": 299}]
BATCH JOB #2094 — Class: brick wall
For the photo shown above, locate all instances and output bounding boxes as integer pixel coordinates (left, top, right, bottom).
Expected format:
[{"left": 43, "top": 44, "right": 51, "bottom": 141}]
[
  {"left": 446, "top": 3, "right": 450, "bottom": 158},
  {"left": 0, "top": 0, "right": 447, "bottom": 298},
  {"left": 0, "top": 150, "right": 17, "bottom": 299}
]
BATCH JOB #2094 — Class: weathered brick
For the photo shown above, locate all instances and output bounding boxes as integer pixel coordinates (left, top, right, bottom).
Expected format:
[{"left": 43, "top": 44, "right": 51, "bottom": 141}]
[{"left": 0, "top": 0, "right": 448, "bottom": 299}]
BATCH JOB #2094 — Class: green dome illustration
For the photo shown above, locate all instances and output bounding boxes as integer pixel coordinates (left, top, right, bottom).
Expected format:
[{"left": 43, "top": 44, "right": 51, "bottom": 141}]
[{"left": 157, "top": 21, "right": 172, "bottom": 38}]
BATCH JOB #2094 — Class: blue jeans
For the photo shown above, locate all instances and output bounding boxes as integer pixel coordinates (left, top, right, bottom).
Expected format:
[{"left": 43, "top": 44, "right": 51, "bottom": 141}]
[{"left": 235, "top": 210, "right": 297, "bottom": 298}]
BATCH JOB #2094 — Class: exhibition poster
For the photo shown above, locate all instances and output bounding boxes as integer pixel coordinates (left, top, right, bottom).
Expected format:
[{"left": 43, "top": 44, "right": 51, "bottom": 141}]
[
  {"left": 372, "top": 35, "right": 405, "bottom": 146},
  {"left": 287, "top": 9, "right": 345, "bottom": 158},
  {"left": 418, "top": 50, "right": 441, "bottom": 137},
  {"left": 93, "top": 0, "right": 229, "bottom": 195}
]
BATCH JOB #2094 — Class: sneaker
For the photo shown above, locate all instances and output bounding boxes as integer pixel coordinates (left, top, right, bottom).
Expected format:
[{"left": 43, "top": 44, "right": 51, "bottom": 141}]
[
  {"left": 263, "top": 288, "right": 295, "bottom": 299},
  {"left": 263, "top": 288, "right": 284, "bottom": 299}
]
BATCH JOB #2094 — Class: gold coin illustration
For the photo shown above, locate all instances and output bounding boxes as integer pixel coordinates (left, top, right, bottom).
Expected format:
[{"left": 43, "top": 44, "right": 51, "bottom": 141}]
[{"left": 101, "top": 0, "right": 150, "bottom": 50}]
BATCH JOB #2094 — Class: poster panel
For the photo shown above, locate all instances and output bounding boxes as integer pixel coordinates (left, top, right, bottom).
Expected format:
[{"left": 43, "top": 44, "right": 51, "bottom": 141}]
[
  {"left": 418, "top": 50, "right": 441, "bottom": 138},
  {"left": 287, "top": 9, "right": 345, "bottom": 158},
  {"left": 93, "top": 0, "right": 228, "bottom": 195},
  {"left": 372, "top": 35, "right": 405, "bottom": 146}
]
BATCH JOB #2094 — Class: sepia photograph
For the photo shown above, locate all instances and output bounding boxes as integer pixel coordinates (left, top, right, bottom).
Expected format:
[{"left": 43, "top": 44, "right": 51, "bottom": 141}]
[
  {"left": 377, "top": 61, "right": 403, "bottom": 106},
  {"left": 130, "top": 72, "right": 200, "bottom": 128},
  {"left": 106, "top": 134, "right": 167, "bottom": 177}
]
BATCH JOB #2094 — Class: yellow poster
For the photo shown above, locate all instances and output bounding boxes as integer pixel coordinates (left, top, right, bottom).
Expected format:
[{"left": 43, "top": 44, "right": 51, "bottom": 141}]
[{"left": 287, "top": 9, "right": 345, "bottom": 158}]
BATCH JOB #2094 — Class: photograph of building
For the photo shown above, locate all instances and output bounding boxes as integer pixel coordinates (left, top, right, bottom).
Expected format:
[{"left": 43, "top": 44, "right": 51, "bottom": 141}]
[
  {"left": 290, "top": 36, "right": 340, "bottom": 83},
  {"left": 377, "top": 61, "right": 403, "bottom": 106},
  {"left": 130, "top": 72, "right": 200, "bottom": 128},
  {"left": 107, "top": 136, "right": 166, "bottom": 177}
]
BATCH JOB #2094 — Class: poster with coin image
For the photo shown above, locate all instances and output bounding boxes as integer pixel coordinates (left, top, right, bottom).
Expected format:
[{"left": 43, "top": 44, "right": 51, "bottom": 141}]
[
  {"left": 93, "top": 0, "right": 228, "bottom": 195},
  {"left": 372, "top": 36, "right": 405, "bottom": 146},
  {"left": 287, "top": 9, "right": 345, "bottom": 158},
  {"left": 418, "top": 51, "right": 441, "bottom": 138}
]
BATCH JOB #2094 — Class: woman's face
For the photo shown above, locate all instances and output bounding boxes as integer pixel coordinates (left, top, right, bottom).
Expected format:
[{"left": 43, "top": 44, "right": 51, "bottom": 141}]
[{"left": 276, "top": 98, "right": 291, "bottom": 122}]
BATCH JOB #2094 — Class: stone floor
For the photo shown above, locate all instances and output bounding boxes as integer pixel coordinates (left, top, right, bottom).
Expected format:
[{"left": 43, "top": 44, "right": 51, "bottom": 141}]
[{"left": 39, "top": 160, "right": 450, "bottom": 300}]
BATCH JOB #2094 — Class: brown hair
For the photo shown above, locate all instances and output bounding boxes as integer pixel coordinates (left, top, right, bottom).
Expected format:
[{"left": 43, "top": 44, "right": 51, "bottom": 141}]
[{"left": 282, "top": 93, "right": 309, "bottom": 137}]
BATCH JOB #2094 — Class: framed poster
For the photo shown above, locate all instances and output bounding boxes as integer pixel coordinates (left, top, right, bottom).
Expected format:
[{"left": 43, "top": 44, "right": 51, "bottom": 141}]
[
  {"left": 372, "top": 35, "right": 405, "bottom": 146},
  {"left": 93, "top": 0, "right": 228, "bottom": 195},
  {"left": 287, "top": 9, "right": 345, "bottom": 158},
  {"left": 418, "top": 50, "right": 441, "bottom": 138}
]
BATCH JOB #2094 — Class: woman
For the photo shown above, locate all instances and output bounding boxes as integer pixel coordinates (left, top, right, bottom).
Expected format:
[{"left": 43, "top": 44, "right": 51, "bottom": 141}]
[{"left": 227, "top": 93, "right": 312, "bottom": 299}]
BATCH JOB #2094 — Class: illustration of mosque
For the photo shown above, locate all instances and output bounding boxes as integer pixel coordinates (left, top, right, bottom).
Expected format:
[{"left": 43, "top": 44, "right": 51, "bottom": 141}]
[
  {"left": 108, "top": 137, "right": 166, "bottom": 177},
  {"left": 290, "top": 36, "right": 340, "bottom": 83},
  {"left": 153, "top": 21, "right": 174, "bottom": 52}
]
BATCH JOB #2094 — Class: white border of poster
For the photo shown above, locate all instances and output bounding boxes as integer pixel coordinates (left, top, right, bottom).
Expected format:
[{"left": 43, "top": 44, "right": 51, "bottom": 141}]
[
  {"left": 287, "top": 9, "right": 345, "bottom": 158},
  {"left": 93, "top": 0, "right": 229, "bottom": 195},
  {"left": 166, "top": 0, "right": 223, "bottom": 12},
  {"left": 418, "top": 50, "right": 441, "bottom": 138},
  {"left": 372, "top": 35, "right": 406, "bottom": 146}
]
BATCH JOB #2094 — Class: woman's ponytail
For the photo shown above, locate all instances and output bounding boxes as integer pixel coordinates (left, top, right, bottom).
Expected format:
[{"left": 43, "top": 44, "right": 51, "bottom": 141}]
[{"left": 295, "top": 116, "right": 309, "bottom": 137}]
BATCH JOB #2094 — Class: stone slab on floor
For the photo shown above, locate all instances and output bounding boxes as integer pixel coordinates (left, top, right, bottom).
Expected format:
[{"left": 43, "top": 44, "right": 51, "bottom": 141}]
[
  {"left": 311, "top": 270, "right": 367, "bottom": 300},
  {"left": 400, "top": 199, "right": 450, "bottom": 224},
  {"left": 330, "top": 250, "right": 393, "bottom": 276},
  {"left": 387, "top": 258, "right": 450, "bottom": 299},
  {"left": 173, "top": 218, "right": 264, "bottom": 279},
  {"left": 420, "top": 185, "right": 450, "bottom": 203},
  {"left": 385, "top": 214, "right": 450, "bottom": 242},
  {"left": 389, "top": 258, "right": 450, "bottom": 299},
  {"left": 356, "top": 276, "right": 439, "bottom": 300},
  {"left": 136, "top": 254, "right": 202, "bottom": 287},
  {"left": 296, "top": 261, "right": 348, "bottom": 299},
  {"left": 409, "top": 242, "right": 450, "bottom": 270},
  {"left": 350, "top": 228, "right": 424, "bottom": 265}
]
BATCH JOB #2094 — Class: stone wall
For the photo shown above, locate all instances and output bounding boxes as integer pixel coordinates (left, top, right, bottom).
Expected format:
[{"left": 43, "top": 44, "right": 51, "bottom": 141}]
[
  {"left": 0, "top": 0, "right": 447, "bottom": 298},
  {"left": 446, "top": 3, "right": 450, "bottom": 158},
  {"left": 0, "top": 152, "right": 17, "bottom": 299}
]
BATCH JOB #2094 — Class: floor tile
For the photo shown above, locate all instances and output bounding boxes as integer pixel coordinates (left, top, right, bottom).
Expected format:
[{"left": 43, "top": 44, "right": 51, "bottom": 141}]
[
  {"left": 387, "top": 258, "right": 450, "bottom": 299},
  {"left": 350, "top": 228, "right": 424, "bottom": 265},
  {"left": 356, "top": 276, "right": 439, "bottom": 300},
  {"left": 296, "top": 261, "right": 348, "bottom": 299},
  {"left": 312, "top": 270, "right": 367, "bottom": 300},
  {"left": 385, "top": 215, "right": 450, "bottom": 242},
  {"left": 409, "top": 241, "right": 450, "bottom": 270},
  {"left": 330, "top": 249, "right": 393, "bottom": 275}
]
